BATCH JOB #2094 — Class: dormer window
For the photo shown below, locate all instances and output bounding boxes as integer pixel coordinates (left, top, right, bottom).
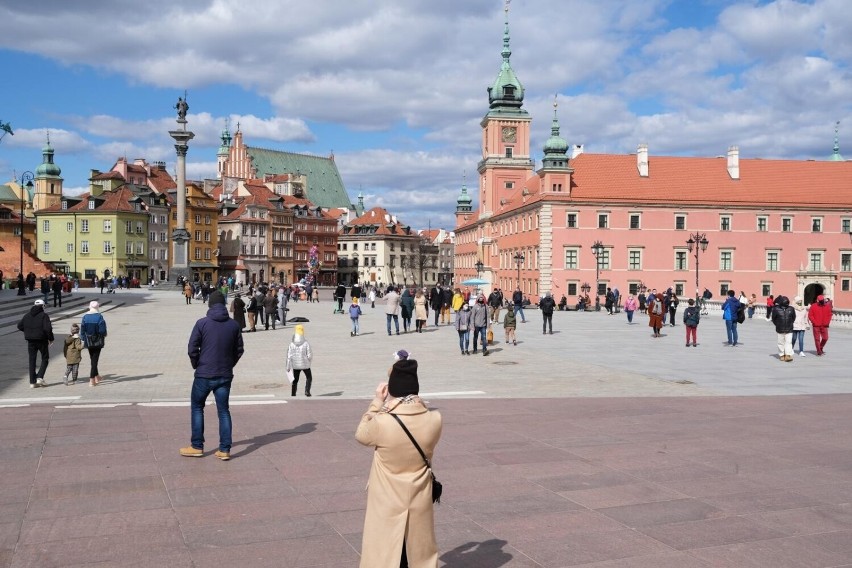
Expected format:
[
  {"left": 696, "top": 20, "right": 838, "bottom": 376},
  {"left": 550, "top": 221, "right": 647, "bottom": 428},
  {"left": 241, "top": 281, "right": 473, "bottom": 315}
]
[
  {"left": 503, "top": 86, "right": 515, "bottom": 99},
  {"left": 88, "top": 200, "right": 96, "bottom": 210},
  {"left": 61, "top": 201, "right": 68, "bottom": 210}
]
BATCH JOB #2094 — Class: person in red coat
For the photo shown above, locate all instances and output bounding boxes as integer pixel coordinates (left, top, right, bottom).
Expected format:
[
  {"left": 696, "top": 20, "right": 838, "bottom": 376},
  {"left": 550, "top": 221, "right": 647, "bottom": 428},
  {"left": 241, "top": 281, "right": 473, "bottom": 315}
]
[{"left": 807, "top": 294, "right": 833, "bottom": 356}]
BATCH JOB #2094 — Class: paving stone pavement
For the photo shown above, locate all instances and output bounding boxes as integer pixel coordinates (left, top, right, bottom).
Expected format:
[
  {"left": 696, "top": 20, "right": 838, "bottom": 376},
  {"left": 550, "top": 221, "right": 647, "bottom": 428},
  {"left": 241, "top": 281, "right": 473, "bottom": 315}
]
[{"left": 2, "top": 288, "right": 852, "bottom": 567}]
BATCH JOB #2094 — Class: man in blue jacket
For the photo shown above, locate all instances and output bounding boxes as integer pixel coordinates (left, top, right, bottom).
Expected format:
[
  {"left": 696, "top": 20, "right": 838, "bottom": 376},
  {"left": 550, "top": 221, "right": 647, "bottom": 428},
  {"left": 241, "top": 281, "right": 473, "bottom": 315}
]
[
  {"left": 181, "top": 290, "right": 244, "bottom": 461},
  {"left": 721, "top": 289, "right": 742, "bottom": 346}
]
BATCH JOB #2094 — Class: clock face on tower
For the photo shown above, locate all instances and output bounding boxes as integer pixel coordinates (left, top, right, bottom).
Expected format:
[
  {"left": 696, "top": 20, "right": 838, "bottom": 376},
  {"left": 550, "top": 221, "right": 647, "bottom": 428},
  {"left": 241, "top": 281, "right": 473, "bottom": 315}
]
[{"left": 501, "top": 126, "right": 517, "bottom": 143}]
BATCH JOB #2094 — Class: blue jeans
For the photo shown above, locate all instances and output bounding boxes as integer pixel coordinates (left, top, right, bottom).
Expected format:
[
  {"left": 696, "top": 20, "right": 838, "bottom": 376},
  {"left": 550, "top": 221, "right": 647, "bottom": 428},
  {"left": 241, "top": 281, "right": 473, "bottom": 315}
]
[
  {"left": 725, "top": 320, "right": 738, "bottom": 345},
  {"left": 513, "top": 305, "right": 526, "bottom": 322},
  {"left": 473, "top": 326, "right": 487, "bottom": 351},
  {"left": 792, "top": 330, "right": 806, "bottom": 353},
  {"left": 457, "top": 329, "right": 470, "bottom": 352},
  {"left": 386, "top": 314, "right": 399, "bottom": 334},
  {"left": 626, "top": 310, "right": 634, "bottom": 323},
  {"left": 351, "top": 317, "right": 360, "bottom": 334},
  {"left": 190, "top": 376, "right": 233, "bottom": 452}
]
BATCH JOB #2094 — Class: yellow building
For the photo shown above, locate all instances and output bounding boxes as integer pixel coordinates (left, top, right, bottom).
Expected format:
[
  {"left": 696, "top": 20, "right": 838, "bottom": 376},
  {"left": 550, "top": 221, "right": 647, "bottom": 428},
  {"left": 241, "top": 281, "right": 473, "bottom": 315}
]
[{"left": 35, "top": 186, "right": 148, "bottom": 284}]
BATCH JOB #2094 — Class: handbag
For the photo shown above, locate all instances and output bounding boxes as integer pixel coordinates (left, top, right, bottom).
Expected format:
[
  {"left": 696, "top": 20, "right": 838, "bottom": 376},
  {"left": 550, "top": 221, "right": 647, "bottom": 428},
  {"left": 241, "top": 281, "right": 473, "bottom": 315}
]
[
  {"left": 390, "top": 413, "right": 442, "bottom": 504},
  {"left": 85, "top": 333, "right": 104, "bottom": 348}
]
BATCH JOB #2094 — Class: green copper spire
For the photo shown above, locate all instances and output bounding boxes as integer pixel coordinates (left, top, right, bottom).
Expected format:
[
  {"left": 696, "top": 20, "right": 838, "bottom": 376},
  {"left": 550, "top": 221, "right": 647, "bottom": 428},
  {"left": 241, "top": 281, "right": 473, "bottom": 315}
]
[
  {"left": 543, "top": 95, "right": 569, "bottom": 156},
  {"left": 829, "top": 120, "right": 845, "bottom": 161},
  {"left": 487, "top": 0, "right": 525, "bottom": 111},
  {"left": 456, "top": 172, "right": 472, "bottom": 214},
  {"left": 35, "top": 131, "right": 62, "bottom": 178},
  {"left": 218, "top": 118, "right": 232, "bottom": 157}
]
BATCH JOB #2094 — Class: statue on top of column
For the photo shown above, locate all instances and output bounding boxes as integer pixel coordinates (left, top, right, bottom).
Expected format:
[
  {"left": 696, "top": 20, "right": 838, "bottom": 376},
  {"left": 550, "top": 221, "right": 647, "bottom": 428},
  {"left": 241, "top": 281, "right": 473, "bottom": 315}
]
[{"left": 175, "top": 95, "right": 189, "bottom": 121}]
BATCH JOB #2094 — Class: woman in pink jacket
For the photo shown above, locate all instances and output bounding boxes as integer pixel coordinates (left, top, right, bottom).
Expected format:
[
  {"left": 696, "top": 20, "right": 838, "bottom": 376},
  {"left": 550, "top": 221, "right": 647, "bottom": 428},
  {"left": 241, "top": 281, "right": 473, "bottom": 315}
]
[{"left": 623, "top": 295, "right": 638, "bottom": 324}]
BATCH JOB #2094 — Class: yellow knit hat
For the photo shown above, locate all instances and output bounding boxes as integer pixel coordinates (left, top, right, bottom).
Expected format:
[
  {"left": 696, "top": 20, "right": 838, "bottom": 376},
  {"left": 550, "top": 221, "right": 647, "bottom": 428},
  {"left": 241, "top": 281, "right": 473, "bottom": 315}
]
[{"left": 295, "top": 324, "right": 305, "bottom": 336}]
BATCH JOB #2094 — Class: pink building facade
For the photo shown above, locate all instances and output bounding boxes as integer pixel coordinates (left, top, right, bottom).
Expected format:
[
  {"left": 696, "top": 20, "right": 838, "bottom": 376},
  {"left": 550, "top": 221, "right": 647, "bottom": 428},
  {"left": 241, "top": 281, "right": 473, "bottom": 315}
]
[{"left": 455, "top": 7, "right": 852, "bottom": 308}]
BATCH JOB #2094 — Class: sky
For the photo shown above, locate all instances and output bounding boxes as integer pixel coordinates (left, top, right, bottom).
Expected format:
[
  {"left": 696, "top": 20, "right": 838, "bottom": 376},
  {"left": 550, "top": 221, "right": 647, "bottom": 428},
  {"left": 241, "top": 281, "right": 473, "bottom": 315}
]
[{"left": 0, "top": 0, "right": 850, "bottom": 231}]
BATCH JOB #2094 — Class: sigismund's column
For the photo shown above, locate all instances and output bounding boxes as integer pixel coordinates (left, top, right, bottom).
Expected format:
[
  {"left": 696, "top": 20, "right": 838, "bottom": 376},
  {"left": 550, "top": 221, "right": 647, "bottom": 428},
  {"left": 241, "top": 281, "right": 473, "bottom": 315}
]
[{"left": 169, "top": 95, "right": 195, "bottom": 283}]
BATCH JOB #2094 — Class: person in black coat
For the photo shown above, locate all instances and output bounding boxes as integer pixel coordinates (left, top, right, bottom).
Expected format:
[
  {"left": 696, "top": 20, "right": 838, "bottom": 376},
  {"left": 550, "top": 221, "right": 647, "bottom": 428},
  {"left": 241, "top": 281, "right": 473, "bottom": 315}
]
[
  {"left": 52, "top": 277, "right": 63, "bottom": 307},
  {"left": 17, "top": 299, "right": 54, "bottom": 387},
  {"left": 539, "top": 292, "right": 556, "bottom": 334},
  {"left": 771, "top": 295, "right": 796, "bottom": 362},
  {"left": 430, "top": 285, "right": 443, "bottom": 326}
]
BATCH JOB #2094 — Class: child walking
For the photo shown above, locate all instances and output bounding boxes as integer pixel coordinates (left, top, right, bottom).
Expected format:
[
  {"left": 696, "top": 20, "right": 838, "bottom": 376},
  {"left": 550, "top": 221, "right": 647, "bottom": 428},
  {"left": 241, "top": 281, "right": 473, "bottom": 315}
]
[
  {"left": 683, "top": 298, "right": 700, "bottom": 347},
  {"left": 504, "top": 306, "right": 517, "bottom": 346},
  {"left": 286, "top": 325, "right": 313, "bottom": 397},
  {"left": 349, "top": 297, "right": 363, "bottom": 336},
  {"left": 63, "top": 323, "right": 84, "bottom": 385}
]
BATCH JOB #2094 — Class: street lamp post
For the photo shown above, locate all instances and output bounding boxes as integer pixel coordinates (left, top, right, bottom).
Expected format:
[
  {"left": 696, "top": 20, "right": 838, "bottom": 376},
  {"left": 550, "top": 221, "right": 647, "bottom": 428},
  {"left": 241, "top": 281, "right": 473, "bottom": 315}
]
[
  {"left": 18, "top": 171, "right": 34, "bottom": 296},
  {"left": 591, "top": 240, "right": 605, "bottom": 310},
  {"left": 513, "top": 252, "right": 524, "bottom": 289},
  {"left": 686, "top": 232, "right": 709, "bottom": 304}
]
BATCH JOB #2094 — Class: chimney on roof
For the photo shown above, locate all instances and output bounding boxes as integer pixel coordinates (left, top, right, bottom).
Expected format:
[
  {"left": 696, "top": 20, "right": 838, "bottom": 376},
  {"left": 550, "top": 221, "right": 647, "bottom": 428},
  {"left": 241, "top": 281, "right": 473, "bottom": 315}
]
[
  {"left": 727, "top": 145, "right": 740, "bottom": 180},
  {"left": 637, "top": 144, "right": 649, "bottom": 177},
  {"left": 571, "top": 144, "right": 584, "bottom": 158}
]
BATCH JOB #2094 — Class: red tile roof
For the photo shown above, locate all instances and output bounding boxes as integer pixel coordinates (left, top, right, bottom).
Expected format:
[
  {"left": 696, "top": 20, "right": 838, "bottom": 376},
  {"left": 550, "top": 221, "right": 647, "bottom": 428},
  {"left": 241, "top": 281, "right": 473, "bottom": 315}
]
[
  {"left": 569, "top": 153, "right": 852, "bottom": 208},
  {"left": 39, "top": 186, "right": 143, "bottom": 214},
  {"left": 458, "top": 153, "right": 852, "bottom": 230},
  {"left": 345, "top": 207, "right": 414, "bottom": 236}
]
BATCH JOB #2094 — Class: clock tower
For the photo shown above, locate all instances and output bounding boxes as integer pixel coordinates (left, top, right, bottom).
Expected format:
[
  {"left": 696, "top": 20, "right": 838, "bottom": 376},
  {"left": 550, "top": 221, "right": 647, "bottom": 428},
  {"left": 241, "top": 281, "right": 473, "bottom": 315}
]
[{"left": 477, "top": 0, "right": 534, "bottom": 219}]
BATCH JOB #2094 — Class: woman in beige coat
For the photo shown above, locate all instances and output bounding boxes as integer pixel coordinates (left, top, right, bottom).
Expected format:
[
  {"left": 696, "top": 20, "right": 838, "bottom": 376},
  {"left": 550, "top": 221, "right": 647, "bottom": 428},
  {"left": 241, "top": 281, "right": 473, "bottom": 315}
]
[
  {"left": 413, "top": 290, "right": 428, "bottom": 333},
  {"left": 355, "top": 354, "right": 442, "bottom": 567}
]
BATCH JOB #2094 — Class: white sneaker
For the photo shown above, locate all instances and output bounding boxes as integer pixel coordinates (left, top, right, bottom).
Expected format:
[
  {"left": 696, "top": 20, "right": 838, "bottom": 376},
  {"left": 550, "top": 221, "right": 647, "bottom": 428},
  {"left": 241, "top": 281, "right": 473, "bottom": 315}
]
[
  {"left": 799, "top": 352, "right": 806, "bottom": 357},
  {"left": 30, "top": 383, "right": 37, "bottom": 388},
  {"left": 36, "top": 378, "right": 46, "bottom": 387}
]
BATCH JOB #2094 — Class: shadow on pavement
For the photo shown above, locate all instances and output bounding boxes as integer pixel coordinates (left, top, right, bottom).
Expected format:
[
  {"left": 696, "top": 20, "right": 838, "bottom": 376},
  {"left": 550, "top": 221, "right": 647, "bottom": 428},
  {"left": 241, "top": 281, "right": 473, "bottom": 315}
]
[
  {"left": 439, "top": 539, "right": 512, "bottom": 567},
  {"left": 98, "top": 373, "right": 163, "bottom": 384},
  {"left": 231, "top": 421, "right": 317, "bottom": 458}
]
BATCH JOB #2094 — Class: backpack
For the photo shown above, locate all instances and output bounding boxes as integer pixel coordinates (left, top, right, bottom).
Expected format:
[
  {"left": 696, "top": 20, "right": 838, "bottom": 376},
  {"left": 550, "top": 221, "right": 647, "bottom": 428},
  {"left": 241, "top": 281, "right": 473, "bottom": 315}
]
[
  {"left": 736, "top": 303, "right": 746, "bottom": 324},
  {"left": 652, "top": 300, "right": 662, "bottom": 315}
]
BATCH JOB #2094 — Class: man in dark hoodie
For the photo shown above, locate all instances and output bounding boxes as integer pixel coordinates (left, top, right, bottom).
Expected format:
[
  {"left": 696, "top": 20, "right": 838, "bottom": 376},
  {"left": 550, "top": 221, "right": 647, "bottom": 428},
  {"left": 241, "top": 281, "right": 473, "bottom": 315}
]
[
  {"left": 771, "top": 295, "right": 796, "bottom": 362},
  {"left": 17, "top": 299, "right": 54, "bottom": 388},
  {"left": 181, "top": 290, "right": 244, "bottom": 461}
]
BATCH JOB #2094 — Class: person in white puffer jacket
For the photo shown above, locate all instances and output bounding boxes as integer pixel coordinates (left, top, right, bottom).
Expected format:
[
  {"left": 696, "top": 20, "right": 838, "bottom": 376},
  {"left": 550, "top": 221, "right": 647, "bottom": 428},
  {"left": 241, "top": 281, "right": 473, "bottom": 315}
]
[{"left": 286, "top": 325, "right": 313, "bottom": 397}]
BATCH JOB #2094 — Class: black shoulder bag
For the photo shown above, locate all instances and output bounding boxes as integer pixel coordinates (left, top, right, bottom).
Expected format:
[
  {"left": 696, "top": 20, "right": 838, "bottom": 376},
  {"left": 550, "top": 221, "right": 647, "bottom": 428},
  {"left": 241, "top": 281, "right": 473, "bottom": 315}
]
[{"left": 390, "top": 413, "right": 442, "bottom": 503}]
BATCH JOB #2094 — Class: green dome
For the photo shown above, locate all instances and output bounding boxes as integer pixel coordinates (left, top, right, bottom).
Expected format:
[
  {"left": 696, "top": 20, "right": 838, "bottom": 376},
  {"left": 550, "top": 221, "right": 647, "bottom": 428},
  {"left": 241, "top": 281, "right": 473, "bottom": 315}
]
[
  {"left": 457, "top": 183, "right": 472, "bottom": 205},
  {"left": 544, "top": 132, "right": 568, "bottom": 154},
  {"left": 543, "top": 101, "right": 568, "bottom": 155},
  {"left": 35, "top": 141, "right": 62, "bottom": 178}
]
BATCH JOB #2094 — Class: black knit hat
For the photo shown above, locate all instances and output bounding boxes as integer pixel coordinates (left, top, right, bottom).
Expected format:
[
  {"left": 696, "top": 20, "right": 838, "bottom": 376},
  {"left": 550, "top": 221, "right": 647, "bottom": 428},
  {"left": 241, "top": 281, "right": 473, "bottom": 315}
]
[
  {"left": 208, "top": 290, "right": 226, "bottom": 307},
  {"left": 388, "top": 359, "right": 419, "bottom": 397}
]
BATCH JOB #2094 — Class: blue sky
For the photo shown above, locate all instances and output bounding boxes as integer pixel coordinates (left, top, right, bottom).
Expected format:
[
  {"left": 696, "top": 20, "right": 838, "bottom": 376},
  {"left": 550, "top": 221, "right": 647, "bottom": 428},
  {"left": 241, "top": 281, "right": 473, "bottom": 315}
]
[{"left": 1, "top": 0, "right": 850, "bottom": 230}]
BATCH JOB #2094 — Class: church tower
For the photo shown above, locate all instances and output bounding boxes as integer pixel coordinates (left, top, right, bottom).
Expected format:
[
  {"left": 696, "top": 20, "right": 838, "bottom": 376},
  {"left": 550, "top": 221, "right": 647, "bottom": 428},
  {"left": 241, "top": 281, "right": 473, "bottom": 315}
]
[
  {"left": 477, "top": 0, "right": 534, "bottom": 219},
  {"left": 538, "top": 97, "right": 572, "bottom": 195},
  {"left": 217, "top": 121, "right": 232, "bottom": 179},
  {"left": 455, "top": 176, "right": 473, "bottom": 226},
  {"left": 33, "top": 133, "right": 63, "bottom": 212}
]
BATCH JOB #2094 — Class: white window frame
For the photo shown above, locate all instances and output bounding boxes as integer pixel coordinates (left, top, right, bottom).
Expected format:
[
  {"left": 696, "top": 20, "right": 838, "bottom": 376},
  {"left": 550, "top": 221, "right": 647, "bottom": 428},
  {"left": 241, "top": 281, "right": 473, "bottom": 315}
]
[{"left": 564, "top": 247, "right": 579, "bottom": 270}]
